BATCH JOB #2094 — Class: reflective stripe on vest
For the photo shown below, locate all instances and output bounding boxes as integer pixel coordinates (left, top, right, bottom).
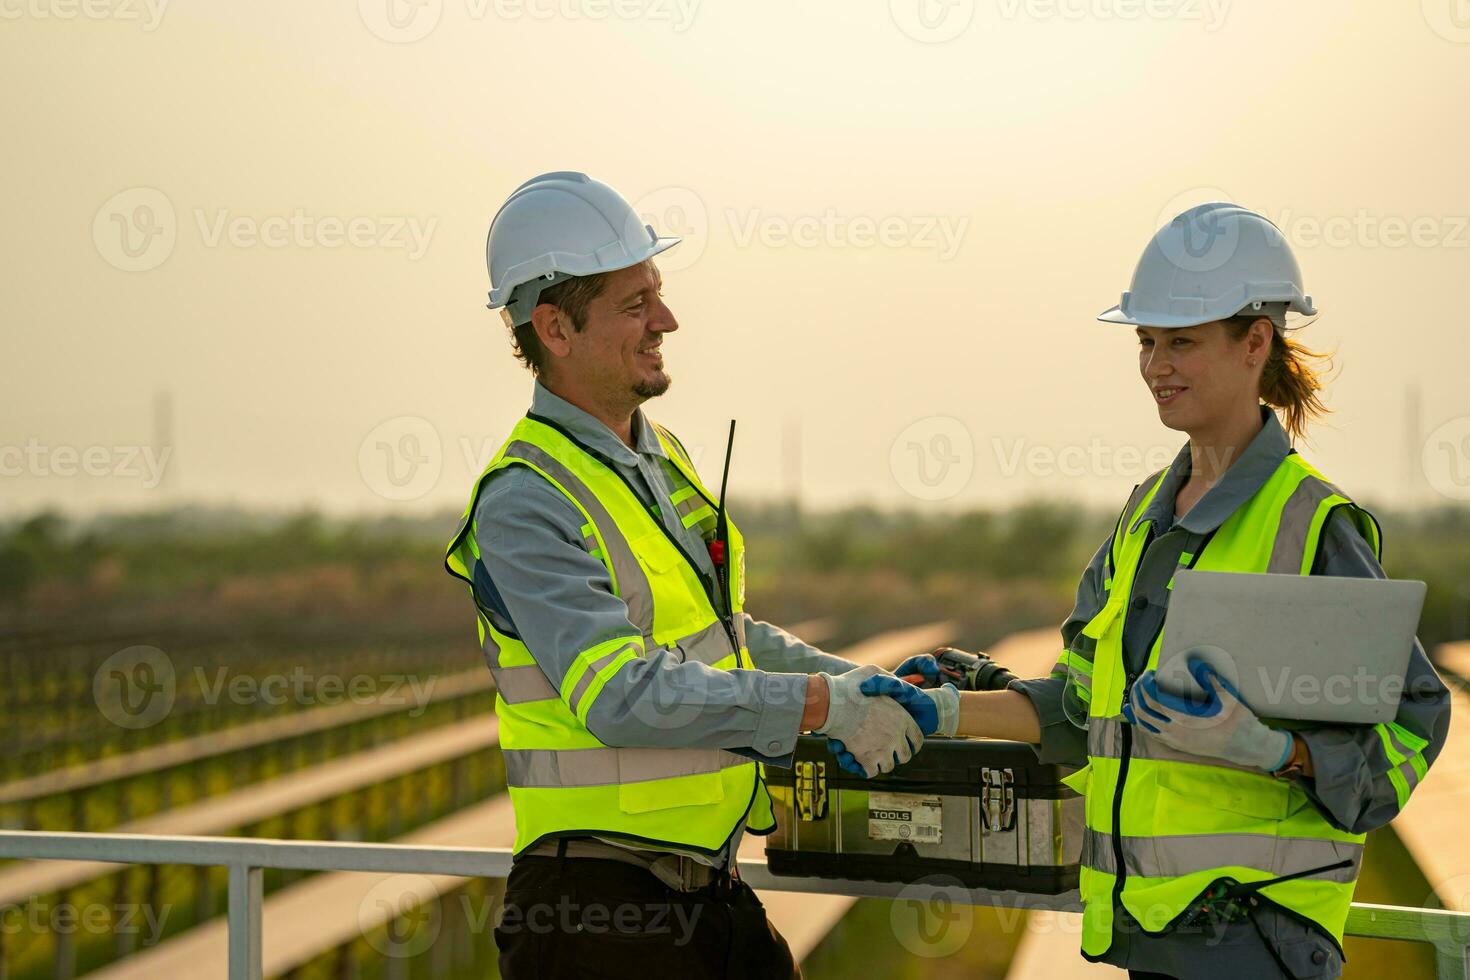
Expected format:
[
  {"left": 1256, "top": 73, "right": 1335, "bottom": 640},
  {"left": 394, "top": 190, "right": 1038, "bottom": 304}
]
[
  {"left": 1266, "top": 473, "right": 1345, "bottom": 573},
  {"left": 1075, "top": 451, "right": 1379, "bottom": 959},
  {"left": 1080, "top": 828, "right": 1362, "bottom": 883},
  {"left": 445, "top": 414, "right": 773, "bottom": 857},
  {"left": 503, "top": 746, "right": 751, "bottom": 787},
  {"left": 500, "top": 438, "right": 656, "bottom": 631},
  {"left": 563, "top": 638, "right": 642, "bottom": 718},
  {"left": 1088, "top": 715, "right": 1264, "bottom": 776},
  {"left": 481, "top": 621, "right": 741, "bottom": 707}
]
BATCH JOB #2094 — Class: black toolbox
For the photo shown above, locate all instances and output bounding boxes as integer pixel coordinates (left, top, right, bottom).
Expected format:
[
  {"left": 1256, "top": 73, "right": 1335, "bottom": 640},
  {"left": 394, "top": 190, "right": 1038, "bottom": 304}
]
[{"left": 763, "top": 736, "right": 1083, "bottom": 894}]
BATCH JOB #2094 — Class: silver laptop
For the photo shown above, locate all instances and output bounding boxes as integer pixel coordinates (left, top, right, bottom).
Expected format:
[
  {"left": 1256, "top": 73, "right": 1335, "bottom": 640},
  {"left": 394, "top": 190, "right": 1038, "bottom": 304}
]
[{"left": 1155, "top": 570, "right": 1426, "bottom": 724}]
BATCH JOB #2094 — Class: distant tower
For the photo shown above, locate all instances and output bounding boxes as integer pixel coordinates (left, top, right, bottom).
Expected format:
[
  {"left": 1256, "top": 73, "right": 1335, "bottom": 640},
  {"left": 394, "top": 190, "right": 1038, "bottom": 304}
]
[
  {"left": 1404, "top": 382, "right": 1421, "bottom": 508},
  {"left": 152, "top": 389, "right": 175, "bottom": 498},
  {"left": 782, "top": 415, "right": 803, "bottom": 527}
]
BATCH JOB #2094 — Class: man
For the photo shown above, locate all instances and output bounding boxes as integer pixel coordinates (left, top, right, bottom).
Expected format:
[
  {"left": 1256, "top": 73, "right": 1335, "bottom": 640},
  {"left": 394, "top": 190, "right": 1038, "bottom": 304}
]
[{"left": 445, "top": 171, "right": 922, "bottom": 979}]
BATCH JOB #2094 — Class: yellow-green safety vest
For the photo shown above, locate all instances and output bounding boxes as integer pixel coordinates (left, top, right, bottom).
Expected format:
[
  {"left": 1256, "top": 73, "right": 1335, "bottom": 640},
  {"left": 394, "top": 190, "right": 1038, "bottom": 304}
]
[
  {"left": 1058, "top": 450, "right": 1423, "bottom": 959},
  {"left": 445, "top": 412, "right": 775, "bottom": 857}
]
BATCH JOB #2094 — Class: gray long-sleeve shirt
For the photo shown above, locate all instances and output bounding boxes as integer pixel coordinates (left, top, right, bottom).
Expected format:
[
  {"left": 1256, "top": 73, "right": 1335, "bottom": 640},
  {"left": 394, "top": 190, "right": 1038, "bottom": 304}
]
[
  {"left": 473, "top": 382, "right": 858, "bottom": 867},
  {"left": 1011, "top": 406, "right": 1452, "bottom": 978}
]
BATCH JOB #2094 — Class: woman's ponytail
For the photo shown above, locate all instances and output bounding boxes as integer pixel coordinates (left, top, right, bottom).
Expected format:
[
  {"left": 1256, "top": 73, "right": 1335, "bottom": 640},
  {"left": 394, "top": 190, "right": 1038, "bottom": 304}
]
[{"left": 1226, "top": 315, "right": 1334, "bottom": 441}]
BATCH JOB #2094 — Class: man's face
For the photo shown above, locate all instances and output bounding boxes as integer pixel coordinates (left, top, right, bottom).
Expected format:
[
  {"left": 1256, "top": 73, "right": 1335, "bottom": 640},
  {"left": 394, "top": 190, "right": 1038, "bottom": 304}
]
[{"left": 562, "top": 262, "right": 678, "bottom": 403}]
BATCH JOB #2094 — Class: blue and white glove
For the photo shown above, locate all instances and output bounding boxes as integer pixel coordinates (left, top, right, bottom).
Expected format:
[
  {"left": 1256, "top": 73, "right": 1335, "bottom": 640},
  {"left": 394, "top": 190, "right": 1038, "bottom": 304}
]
[
  {"left": 1123, "top": 659, "right": 1292, "bottom": 772},
  {"left": 862, "top": 673, "right": 960, "bottom": 737},
  {"left": 817, "top": 664, "right": 923, "bottom": 778},
  {"left": 894, "top": 654, "right": 942, "bottom": 688},
  {"left": 827, "top": 674, "right": 959, "bottom": 776}
]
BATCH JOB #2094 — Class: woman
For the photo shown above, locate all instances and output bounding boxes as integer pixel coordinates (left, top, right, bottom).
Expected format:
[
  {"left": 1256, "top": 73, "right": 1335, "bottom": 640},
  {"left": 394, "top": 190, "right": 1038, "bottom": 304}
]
[{"left": 859, "top": 203, "right": 1452, "bottom": 979}]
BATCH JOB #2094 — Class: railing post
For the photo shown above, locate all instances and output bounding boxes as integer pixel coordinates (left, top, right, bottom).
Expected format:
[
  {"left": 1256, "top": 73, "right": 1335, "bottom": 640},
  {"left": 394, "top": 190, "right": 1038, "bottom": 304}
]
[
  {"left": 1437, "top": 940, "right": 1470, "bottom": 980},
  {"left": 227, "top": 864, "right": 263, "bottom": 980},
  {"left": 55, "top": 887, "right": 76, "bottom": 980}
]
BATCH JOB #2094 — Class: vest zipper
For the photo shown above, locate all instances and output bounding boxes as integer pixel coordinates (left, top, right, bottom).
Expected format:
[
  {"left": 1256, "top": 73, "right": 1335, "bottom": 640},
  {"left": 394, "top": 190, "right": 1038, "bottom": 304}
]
[
  {"left": 1111, "top": 675, "right": 1136, "bottom": 908},
  {"left": 653, "top": 420, "right": 743, "bottom": 663},
  {"left": 515, "top": 415, "right": 768, "bottom": 861},
  {"left": 1107, "top": 523, "right": 1153, "bottom": 919},
  {"left": 714, "top": 562, "right": 741, "bottom": 659},
  {"left": 1107, "top": 525, "right": 1214, "bottom": 931}
]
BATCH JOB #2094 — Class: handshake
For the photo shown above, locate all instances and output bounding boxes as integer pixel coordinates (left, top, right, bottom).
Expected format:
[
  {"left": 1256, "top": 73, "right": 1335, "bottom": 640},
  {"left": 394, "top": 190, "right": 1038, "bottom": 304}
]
[{"left": 813, "top": 653, "right": 965, "bottom": 779}]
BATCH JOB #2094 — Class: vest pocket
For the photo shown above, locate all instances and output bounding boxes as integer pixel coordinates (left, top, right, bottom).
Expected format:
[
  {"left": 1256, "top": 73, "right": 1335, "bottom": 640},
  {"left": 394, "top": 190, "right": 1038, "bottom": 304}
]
[
  {"left": 618, "top": 770, "right": 726, "bottom": 815},
  {"left": 1061, "top": 763, "right": 1092, "bottom": 796},
  {"left": 629, "top": 531, "right": 704, "bottom": 633},
  {"left": 1275, "top": 935, "right": 1339, "bottom": 979},
  {"left": 1155, "top": 762, "right": 1294, "bottom": 822},
  {"left": 630, "top": 531, "right": 685, "bottom": 573}
]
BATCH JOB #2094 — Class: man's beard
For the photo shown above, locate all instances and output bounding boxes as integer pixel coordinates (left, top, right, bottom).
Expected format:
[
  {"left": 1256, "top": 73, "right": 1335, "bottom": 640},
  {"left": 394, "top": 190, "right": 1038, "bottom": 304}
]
[{"left": 632, "top": 373, "right": 672, "bottom": 399}]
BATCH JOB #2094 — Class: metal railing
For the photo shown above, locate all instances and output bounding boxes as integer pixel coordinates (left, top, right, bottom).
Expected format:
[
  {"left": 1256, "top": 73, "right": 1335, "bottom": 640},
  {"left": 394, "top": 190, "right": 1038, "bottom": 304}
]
[{"left": 1, "top": 830, "right": 1467, "bottom": 980}]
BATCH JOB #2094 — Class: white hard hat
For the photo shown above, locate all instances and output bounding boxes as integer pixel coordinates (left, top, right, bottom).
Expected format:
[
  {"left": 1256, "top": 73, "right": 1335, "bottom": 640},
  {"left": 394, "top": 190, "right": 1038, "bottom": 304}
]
[
  {"left": 485, "top": 171, "right": 680, "bottom": 325},
  {"left": 1098, "top": 202, "right": 1316, "bottom": 329}
]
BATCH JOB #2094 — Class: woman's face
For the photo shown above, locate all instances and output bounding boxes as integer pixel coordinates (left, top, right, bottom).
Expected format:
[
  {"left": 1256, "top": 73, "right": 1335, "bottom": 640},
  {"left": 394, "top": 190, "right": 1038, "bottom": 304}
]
[{"left": 1136, "top": 320, "right": 1270, "bottom": 434}]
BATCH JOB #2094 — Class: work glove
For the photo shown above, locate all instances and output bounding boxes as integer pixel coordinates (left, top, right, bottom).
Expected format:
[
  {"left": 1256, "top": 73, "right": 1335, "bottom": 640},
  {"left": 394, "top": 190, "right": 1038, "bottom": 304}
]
[
  {"left": 862, "top": 673, "right": 960, "bottom": 737},
  {"left": 827, "top": 674, "right": 957, "bottom": 775},
  {"left": 894, "top": 654, "right": 942, "bottom": 688},
  {"left": 816, "top": 664, "right": 923, "bottom": 778},
  {"left": 897, "top": 647, "right": 1016, "bottom": 692},
  {"left": 1122, "top": 658, "right": 1293, "bottom": 772}
]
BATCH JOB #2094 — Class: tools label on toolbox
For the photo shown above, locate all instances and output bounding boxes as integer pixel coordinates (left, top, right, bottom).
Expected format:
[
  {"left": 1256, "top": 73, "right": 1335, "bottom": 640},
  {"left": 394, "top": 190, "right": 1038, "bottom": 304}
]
[{"left": 866, "top": 793, "right": 942, "bottom": 844}]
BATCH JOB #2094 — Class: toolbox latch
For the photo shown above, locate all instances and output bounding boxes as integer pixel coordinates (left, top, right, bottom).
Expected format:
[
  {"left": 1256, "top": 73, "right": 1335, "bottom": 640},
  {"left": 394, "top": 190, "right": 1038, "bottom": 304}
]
[
  {"left": 980, "top": 767, "right": 1016, "bottom": 832},
  {"left": 795, "top": 760, "right": 828, "bottom": 822}
]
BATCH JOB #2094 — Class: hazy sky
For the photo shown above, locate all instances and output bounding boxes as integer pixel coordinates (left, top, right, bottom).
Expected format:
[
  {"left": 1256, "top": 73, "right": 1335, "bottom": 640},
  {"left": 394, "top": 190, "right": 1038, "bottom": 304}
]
[{"left": 4, "top": 2, "right": 1469, "bottom": 519}]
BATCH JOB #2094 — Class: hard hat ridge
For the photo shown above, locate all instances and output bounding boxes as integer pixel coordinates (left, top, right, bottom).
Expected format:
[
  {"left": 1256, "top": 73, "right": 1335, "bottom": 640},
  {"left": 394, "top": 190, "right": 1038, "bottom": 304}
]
[
  {"left": 485, "top": 171, "right": 680, "bottom": 325},
  {"left": 1098, "top": 202, "right": 1315, "bottom": 329}
]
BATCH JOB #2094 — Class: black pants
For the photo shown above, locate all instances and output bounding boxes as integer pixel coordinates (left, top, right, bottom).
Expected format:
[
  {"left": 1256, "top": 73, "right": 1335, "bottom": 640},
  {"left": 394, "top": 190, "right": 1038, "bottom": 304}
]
[
  {"left": 496, "top": 856, "right": 800, "bottom": 979},
  {"left": 1129, "top": 973, "right": 1177, "bottom": 979}
]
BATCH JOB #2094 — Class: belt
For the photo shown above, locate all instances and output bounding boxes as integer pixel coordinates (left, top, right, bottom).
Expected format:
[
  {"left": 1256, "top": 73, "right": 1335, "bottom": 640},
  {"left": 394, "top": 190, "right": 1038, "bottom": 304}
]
[{"left": 520, "top": 837, "right": 736, "bottom": 894}]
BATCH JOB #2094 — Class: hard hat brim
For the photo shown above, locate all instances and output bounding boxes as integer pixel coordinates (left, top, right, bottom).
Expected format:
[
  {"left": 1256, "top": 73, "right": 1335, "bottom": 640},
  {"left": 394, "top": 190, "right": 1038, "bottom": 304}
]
[
  {"left": 646, "top": 235, "right": 681, "bottom": 264},
  {"left": 1096, "top": 305, "right": 1218, "bottom": 329},
  {"left": 1097, "top": 295, "right": 1315, "bottom": 328}
]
